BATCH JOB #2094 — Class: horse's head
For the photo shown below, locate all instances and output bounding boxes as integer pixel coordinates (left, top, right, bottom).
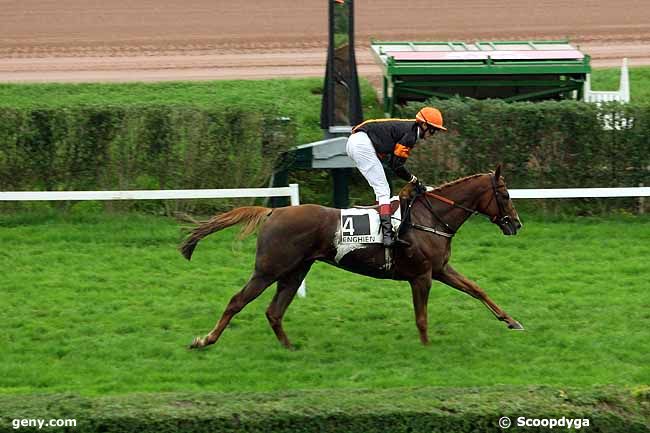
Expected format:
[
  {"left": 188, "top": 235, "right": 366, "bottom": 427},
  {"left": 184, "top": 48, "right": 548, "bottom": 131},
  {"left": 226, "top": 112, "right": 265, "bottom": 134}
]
[{"left": 478, "top": 164, "right": 523, "bottom": 236}]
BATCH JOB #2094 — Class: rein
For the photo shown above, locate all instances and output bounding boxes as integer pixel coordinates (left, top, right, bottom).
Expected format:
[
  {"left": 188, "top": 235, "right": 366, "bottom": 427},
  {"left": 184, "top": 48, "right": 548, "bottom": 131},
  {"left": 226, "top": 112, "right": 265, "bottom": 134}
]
[
  {"left": 425, "top": 191, "right": 478, "bottom": 215},
  {"left": 408, "top": 191, "right": 476, "bottom": 238}
]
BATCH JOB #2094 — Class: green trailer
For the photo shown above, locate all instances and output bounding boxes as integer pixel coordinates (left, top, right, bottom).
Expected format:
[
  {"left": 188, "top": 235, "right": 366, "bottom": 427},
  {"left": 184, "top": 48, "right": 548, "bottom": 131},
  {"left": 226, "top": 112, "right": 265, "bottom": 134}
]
[{"left": 371, "top": 40, "right": 591, "bottom": 116}]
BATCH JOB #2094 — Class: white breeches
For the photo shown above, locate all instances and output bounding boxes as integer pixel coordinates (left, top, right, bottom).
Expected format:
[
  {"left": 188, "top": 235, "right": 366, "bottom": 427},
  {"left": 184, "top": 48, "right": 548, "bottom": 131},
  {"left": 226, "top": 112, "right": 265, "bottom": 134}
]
[{"left": 346, "top": 132, "right": 391, "bottom": 205}]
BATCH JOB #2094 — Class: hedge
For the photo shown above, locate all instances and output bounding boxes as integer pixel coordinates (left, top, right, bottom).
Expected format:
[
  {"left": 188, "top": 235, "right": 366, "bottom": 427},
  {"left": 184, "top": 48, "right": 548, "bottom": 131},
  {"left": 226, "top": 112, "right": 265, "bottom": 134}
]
[
  {"left": 2, "top": 100, "right": 649, "bottom": 213},
  {"left": 400, "top": 99, "right": 649, "bottom": 187},
  {"left": 0, "top": 105, "right": 295, "bottom": 212},
  {"left": 0, "top": 386, "right": 647, "bottom": 433},
  {"left": 398, "top": 99, "right": 650, "bottom": 213}
]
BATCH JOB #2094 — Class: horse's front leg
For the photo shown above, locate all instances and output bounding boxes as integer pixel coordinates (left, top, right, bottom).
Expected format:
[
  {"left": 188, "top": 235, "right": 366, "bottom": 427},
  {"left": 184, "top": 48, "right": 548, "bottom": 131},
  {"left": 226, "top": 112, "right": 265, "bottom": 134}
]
[
  {"left": 435, "top": 264, "right": 524, "bottom": 330},
  {"left": 409, "top": 273, "right": 433, "bottom": 344}
]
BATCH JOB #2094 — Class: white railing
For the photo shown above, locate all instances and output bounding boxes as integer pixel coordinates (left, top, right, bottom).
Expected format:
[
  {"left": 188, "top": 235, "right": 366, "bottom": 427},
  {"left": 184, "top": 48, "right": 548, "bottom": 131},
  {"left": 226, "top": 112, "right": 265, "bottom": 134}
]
[
  {"left": 583, "top": 58, "right": 632, "bottom": 130},
  {"left": 584, "top": 58, "right": 630, "bottom": 103},
  {"left": 0, "top": 184, "right": 301, "bottom": 205},
  {"left": 4, "top": 185, "right": 645, "bottom": 203},
  {"left": 509, "top": 186, "right": 649, "bottom": 199},
  {"left": 0, "top": 184, "right": 307, "bottom": 296}
]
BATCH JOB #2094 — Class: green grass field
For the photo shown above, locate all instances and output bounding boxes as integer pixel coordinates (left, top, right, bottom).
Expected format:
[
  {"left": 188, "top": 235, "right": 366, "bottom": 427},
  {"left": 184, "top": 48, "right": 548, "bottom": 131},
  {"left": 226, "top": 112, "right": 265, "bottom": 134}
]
[
  {"left": 590, "top": 66, "right": 650, "bottom": 103},
  {"left": 1, "top": 210, "right": 648, "bottom": 396}
]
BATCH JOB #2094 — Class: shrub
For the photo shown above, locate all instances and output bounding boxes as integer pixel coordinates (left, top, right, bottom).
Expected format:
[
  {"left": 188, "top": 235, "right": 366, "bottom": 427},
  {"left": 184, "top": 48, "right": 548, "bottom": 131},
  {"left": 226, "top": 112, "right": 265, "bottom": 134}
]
[
  {"left": 0, "top": 105, "right": 295, "bottom": 213},
  {"left": 398, "top": 99, "right": 650, "bottom": 213}
]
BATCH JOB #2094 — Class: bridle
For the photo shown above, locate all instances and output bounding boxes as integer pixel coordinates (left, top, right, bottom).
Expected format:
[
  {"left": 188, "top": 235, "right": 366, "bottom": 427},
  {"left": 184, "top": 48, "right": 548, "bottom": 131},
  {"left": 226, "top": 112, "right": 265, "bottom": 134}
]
[
  {"left": 406, "top": 173, "right": 510, "bottom": 238},
  {"left": 487, "top": 172, "right": 515, "bottom": 230}
]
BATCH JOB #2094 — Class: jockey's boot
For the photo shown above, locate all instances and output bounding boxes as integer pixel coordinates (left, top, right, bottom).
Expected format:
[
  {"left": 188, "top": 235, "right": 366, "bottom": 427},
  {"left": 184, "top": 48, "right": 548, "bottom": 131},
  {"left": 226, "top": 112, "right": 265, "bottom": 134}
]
[{"left": 380, "top": 204, "right": 410, "bottom": 248}]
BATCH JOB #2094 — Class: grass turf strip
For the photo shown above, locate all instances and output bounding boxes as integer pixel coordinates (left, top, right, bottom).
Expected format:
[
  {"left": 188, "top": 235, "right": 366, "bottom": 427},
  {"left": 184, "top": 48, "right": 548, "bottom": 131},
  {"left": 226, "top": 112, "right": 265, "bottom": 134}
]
[
  {"left": 1, "top": 211, "right": 648, "bottom": 395},
  {"left": 0, "top": 386, "right": 648, "bottom": 433}
]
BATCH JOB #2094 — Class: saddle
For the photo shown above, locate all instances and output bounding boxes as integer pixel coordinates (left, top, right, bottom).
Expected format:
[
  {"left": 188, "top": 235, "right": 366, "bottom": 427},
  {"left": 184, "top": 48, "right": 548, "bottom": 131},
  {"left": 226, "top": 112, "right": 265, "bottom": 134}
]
[
  {"left": 340, "top": 183, "right": 419, "bottom": 245},
  {"left": 340, "top": 201, "right": 401, "bottom": 245},
  {"left": 336, "top": 184, "right": 419, "bottom": 273}
]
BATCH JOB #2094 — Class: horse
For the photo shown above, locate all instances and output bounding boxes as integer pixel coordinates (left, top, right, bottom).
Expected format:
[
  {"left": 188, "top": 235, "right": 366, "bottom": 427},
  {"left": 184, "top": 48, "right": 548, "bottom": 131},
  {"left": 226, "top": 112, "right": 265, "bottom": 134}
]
[{"left": 180, "top": 164, "right": 524, "bottom": 349}]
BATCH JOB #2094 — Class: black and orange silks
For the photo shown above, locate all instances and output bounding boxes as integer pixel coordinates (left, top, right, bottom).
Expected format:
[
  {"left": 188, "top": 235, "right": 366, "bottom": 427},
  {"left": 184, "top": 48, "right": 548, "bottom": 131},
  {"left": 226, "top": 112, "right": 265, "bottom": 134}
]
[{"left": 352, "top": 119, "right": 419, "bottom": 182}]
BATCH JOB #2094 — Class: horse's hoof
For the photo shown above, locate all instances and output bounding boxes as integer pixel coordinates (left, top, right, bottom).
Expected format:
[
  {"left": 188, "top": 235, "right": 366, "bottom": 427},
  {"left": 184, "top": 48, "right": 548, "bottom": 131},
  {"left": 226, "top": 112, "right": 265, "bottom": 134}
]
[
  {"left": 189, "top": 336, "right": 203, "bottom": 349},
  {"left": 508, "top": 321, "right": 525, "bottom": 331}
]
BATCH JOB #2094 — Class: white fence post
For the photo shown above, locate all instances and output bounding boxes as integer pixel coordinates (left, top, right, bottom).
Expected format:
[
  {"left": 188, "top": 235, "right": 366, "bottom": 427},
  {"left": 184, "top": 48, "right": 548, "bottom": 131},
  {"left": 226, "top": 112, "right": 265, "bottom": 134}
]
[
  {"left": 289, "top": 183, "right": 300, "bottom": 206},
  {"left": 620, "top": 58, "right": 630, "bottom": 103}
]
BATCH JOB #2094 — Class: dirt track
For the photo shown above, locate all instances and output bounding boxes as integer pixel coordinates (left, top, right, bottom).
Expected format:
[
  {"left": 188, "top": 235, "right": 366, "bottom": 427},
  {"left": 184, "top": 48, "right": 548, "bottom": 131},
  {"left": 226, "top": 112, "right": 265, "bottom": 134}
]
[{"left": 1, "top": 0, "right": 649, "bottom": 83}]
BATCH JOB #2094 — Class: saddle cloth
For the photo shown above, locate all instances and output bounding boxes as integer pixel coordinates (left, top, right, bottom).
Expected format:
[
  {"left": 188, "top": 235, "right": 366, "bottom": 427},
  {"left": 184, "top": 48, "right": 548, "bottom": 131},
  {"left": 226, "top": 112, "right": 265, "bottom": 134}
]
[{"left": 340, "top": 197, "right": 401, "bottom": 244}]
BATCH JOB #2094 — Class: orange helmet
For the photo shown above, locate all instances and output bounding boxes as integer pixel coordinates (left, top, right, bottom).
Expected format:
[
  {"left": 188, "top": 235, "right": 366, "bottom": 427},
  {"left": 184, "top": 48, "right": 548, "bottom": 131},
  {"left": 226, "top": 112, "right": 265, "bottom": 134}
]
[{"left": 416, "top": 107, "right": 447, "bottom": 131}]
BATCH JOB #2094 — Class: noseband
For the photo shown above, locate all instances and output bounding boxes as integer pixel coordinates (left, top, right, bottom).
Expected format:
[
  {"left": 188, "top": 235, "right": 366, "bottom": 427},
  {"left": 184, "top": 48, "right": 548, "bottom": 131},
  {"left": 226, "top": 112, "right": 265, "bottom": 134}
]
[{"left": 406, "top": 174, "right": 508, "bottom": 238}]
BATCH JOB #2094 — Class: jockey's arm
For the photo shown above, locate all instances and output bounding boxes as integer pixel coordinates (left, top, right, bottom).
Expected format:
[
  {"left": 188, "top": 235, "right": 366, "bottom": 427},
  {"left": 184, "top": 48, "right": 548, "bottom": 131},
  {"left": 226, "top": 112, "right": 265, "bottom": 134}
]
[
  {"left": 387, "top": 131, "right": 419, "bottom": 182},
  {"left": 386, "top": 153, "right": 416, "bottom": 183}
]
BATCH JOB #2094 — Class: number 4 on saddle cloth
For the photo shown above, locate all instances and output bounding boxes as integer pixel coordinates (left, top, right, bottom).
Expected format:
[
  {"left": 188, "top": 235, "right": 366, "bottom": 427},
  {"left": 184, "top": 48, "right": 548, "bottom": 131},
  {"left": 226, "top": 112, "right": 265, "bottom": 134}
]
[{"left": 339, "top": 198, "right": 402, "bottom": 244}]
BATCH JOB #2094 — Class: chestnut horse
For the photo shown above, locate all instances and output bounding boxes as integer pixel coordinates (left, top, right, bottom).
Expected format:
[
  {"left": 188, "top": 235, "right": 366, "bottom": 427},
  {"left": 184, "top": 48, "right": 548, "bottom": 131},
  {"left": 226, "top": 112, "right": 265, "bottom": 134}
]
[{"left": 181, "top": 165, "right": 524, "bottom": 349}]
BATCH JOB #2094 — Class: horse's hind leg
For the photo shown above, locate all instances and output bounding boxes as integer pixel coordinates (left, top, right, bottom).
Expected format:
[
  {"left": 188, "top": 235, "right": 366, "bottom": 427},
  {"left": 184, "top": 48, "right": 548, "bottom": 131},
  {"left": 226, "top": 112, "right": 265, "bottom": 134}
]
[
  {"left": 266, "top": 261, "right": 313, "bottom": 349},
  {"left": 435, "top": 264, "right": 524, "bottom": 330},
  {"left": 190, "top": 272, "right": 276, "bottom": 349}
]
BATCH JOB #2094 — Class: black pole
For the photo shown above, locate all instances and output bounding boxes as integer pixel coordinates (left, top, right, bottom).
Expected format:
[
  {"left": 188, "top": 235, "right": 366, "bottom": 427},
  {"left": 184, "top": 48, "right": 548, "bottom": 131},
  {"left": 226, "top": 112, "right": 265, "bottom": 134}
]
[
  {"left": 347, "top": 0, "right": 362, "bottom": 126},
  {"left": 320, "top": 0, "right": 335, "bottom": 129},
  {"left": 270, "top": 168, "right": 289, "bottom": 207},
  {"left": 320, "top": 0, "right": 362, "bottom": 208},
  {"left": 332, "top": 168, "right": 350, "bottom": 208},
  {"left": 320, "top": 0, "right": 362, "bottom": 130}
]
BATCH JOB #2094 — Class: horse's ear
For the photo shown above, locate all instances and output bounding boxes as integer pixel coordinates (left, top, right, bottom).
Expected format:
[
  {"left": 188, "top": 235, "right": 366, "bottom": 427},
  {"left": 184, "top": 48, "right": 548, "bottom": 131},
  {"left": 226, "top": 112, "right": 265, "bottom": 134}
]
[{"left": 494, "top": 163, "right": 502, "bottom": 179}]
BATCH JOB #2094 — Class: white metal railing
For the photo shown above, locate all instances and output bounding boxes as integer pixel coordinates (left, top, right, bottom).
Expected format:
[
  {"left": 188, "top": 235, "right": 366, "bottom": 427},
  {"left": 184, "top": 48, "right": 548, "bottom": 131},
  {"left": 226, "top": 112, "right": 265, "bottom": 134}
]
[
  {"left": 3, "top": 185, "right": 645, "bottom": 204},
  {"left": 0, "top": 184, "right": 301, "bottom": 205},
  {"left": 509, "top": 187, "right": 649, "bottom": 199},
  {"left": 584, "top": 58, "right": 630, "bottom": 103}
]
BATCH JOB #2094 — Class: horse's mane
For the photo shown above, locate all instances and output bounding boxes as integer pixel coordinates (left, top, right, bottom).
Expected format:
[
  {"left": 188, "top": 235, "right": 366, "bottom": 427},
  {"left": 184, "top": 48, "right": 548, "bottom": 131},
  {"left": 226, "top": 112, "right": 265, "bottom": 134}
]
[{"left": 431, "top": 173, "right": 488, "bottom": 191}]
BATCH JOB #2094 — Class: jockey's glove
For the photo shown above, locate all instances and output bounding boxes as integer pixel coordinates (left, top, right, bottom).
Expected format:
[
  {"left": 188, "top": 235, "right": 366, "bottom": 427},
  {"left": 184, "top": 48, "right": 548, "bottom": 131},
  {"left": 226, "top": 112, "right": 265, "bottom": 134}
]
[{"left": 410, "top": 176, "right": 427, "bottom": 194}]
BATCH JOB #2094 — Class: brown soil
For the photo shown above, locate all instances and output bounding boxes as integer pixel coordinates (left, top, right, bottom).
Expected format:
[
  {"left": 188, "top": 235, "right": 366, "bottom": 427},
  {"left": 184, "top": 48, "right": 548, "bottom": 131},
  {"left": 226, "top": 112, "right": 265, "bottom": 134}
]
[{"left": 1, "top": 0, "right": 649, "bottom": 83}]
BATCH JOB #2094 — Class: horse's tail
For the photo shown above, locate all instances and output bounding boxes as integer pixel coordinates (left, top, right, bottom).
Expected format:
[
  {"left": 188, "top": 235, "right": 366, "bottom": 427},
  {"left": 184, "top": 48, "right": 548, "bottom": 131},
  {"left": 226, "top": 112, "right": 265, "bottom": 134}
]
[{"left": 179, "top": 206, "right": 272, "bottom": 261}]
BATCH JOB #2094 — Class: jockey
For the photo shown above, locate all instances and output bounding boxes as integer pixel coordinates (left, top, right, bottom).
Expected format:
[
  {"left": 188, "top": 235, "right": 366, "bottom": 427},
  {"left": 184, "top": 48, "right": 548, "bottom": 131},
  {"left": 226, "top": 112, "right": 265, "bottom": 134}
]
[{"left": 346, "top": 107, "right": 447, "bottom": 247}]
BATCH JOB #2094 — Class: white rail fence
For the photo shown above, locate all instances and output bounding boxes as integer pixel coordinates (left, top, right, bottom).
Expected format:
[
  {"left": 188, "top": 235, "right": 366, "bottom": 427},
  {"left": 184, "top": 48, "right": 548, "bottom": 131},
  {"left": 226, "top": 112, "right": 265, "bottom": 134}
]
[
  {"left": 583, "top": 58, "right": 630, "bottom": 103},
  {"left": 0, "top": 184, "right": 307, "bottom": 296},
  {"left": 509, "top": 187, "right": 649, "bottom": 199},
  {"left": 0, "top": 184, "right": 301, "bottom": 205},
  {"left": 2, "top": 185, "right": 648, "bottom": 298},
  {"left": 509, "top": 187, "right": 649, "bottom": 215},
  {"left": 2, "top": 185, "right": 646, "bottom": 203}
]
